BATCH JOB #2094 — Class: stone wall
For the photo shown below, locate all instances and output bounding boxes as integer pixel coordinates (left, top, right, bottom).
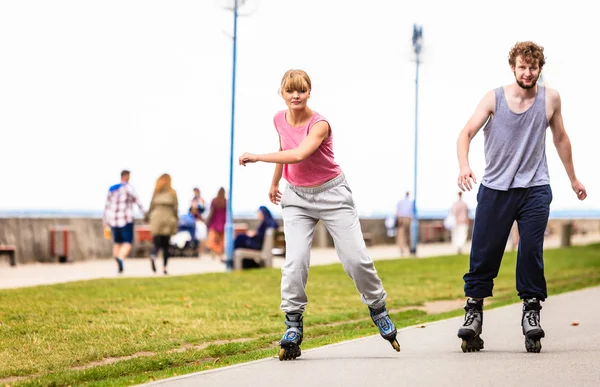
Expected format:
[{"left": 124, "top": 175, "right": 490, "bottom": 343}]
[
  {"left": 0, "top": 218, "right": 112, "bottom": 264},
  {"left": 1, "top": 217, "right": 598, "bottom": 264}
]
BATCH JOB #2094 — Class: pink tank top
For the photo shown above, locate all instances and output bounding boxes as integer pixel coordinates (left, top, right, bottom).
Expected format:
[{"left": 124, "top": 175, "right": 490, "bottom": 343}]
[{"left": 273, "top": 110, "right": 342, "bottom": 186}]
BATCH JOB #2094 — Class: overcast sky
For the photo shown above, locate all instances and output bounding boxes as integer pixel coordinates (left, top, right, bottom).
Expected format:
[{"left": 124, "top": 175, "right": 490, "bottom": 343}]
[{"left": 1, "top": 0, "right": 597, "bottom": 217}]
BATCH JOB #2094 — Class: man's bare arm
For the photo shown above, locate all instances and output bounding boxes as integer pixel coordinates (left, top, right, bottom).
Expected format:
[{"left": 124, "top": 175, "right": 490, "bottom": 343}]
[
  {"left": 456, "top": 90, "right": 495, "bottom": 191},
  {"left": 547, "top": 88, "right": 587, "bottom": 200}
]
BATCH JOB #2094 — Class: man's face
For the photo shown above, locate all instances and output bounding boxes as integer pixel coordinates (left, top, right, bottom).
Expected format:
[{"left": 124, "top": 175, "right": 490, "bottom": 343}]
[
  {"left": 512, "top": 56, "right": 541, "bottom": 90},
  {"left": 193, "top": 189, "right": 200, "bottom": 197},
  {"left": 122, "top": 173, "right": 130, "bottom": 183}
]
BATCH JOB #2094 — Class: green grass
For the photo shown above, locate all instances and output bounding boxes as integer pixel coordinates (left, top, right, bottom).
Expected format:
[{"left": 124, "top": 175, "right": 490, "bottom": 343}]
[{"left": 1, "top": 243, "right": 599, "bottom": 386}]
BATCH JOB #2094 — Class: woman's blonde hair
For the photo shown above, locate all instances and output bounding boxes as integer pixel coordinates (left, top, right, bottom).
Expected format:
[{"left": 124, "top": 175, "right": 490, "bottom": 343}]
[
  {"left": 154, "top": 173, "right": 175, "bottom": 195},
  {"left": 279, "top": 69, "right": 311, "bottom": 95}
]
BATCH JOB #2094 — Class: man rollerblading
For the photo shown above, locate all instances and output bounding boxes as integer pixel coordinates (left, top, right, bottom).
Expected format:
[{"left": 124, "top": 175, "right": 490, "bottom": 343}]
[{"left": 455, "top": 41, "right": 586, "bottom": 353}]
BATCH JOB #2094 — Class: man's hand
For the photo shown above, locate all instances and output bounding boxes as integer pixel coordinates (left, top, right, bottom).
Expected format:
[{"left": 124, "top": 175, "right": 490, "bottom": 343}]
[
  {"left": 269, "top": 185, "right": 282, "bottom": 205},
  {"left": 571, "top": 179, "right": 587, "bottom": 201},
  {"left": 239, "top": 152, "right": 258, "bottom": 166},
  {"left": 458, "top": 165, "right": 477, "bottom": 191}
]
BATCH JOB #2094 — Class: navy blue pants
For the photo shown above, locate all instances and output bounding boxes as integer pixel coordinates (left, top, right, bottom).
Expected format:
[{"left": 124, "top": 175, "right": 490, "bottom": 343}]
[
  {"left": 234, "top": 234, "right": 261, "bottom": 250},
  {"left": 464, "top": 184, "right": 552, "bottom": 300}
]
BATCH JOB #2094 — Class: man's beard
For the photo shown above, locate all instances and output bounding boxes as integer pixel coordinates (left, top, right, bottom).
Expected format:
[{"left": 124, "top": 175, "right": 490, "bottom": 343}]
[{"left": 515, "top": 73, "right": 538, "bottom": 89}]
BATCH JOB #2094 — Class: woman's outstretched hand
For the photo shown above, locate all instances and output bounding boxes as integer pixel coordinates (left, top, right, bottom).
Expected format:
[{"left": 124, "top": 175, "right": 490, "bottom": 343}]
[{"left": 239, "top": 152, "right": 258, "bottom": 166}]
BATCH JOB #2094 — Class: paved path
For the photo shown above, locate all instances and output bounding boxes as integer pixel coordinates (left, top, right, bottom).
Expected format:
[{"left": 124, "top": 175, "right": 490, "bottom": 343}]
[
  {"left": 143, "top": 286, "right": 600, "bottom": 387},
  {"left": 1, "top": 233, "right": 598, "bottom": 289}
]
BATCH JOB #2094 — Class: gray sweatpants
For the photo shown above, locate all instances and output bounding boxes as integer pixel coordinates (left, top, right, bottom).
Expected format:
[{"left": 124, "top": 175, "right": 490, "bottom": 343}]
[{"left": 280, "top": 173, "right": 387, "bottom": 314}]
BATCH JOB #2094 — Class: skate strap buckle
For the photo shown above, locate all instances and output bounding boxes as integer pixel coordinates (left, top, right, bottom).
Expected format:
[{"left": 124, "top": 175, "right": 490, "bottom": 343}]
[
  {"left": 285, "top": 320, "right": 302, "bottom": 328},
  {"left": 464, "top": 309, "right": 480, "bottom": 324},
  {"left": 371, "top": 311, "right": 389, "bottom": 321},
  {"left": 524, "top": 311, "right": 539, "bottom": 326},
  {"left": 285, "top": 327, "right": 302, "bottom": 335}
]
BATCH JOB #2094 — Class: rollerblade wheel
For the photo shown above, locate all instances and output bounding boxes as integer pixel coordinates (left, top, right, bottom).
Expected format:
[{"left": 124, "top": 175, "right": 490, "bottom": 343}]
[
  {"left": 278, "top": 346, "right": 301, "bottom": 361},
  {"left": 461, "top": 336, "right": 484, "bottom": 353},
  {"left": 391, "top": 339, "right": 401, "bottom": 352},
  {"left": 525, "top": 338, "right": 542, "bottom": 353}
]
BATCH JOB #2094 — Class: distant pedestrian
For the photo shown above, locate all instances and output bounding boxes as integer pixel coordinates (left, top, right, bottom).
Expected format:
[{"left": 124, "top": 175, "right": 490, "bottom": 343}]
[
  {"left": 450, "top": 191, "right": 470, "bottom": 254},
  {"left": 190, "top": 187, "right": 207, "bottom": 256},
  {"left": 234, "top": 206, "right": 279, "bottom": 250},
  {"left": 147, "top": 174, "right": 178, "bottom": 275},
  {"left": 396, "top": 191, "right": 414, "bottom": 256},
  {"left": 190, "top": 187, "right": 206, "bottom": 219},
  {"left": 509, "top": 221, "right": 520, "bottom": 251},
  {"left": 103, "top": 170, "right": 145, "bottom": 273},
  {"left": 205, "top": 187, "right": 227, "bottom": 262}
]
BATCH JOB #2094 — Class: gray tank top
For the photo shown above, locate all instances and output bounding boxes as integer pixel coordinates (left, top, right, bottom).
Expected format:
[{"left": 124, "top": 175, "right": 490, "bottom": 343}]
[{"left": 481, "top": 86, "right": 550, "bottom": 190}]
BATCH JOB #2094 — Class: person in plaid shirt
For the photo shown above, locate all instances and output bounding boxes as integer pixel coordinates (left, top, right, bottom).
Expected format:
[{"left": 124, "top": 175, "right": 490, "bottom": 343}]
[{"left": 103, "top": 170, "right": 145, "bottom": 273}]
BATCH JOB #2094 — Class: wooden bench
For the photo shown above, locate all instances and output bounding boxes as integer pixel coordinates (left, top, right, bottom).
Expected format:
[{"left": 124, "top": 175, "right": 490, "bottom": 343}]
[
  {"left": 272, "top": 230, "right": 286, "bottom": 257},
  {"left": 234, "top": 228, "right": 276, "bottom": 270},
  {"left": 133, "top": 225, "right": 153, "bottom": 257},
  {"left": 0, "top": 244, "right": 16, "bottom": 266}
]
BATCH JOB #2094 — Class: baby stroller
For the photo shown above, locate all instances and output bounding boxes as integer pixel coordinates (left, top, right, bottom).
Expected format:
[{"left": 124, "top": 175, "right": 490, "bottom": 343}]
[{"left": 169, "top": 213, "right": 200, "bottom": 257}]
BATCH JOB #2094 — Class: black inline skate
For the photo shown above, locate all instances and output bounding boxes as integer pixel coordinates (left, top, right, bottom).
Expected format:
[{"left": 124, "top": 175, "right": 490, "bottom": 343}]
[
  {"left": 522, "top": 298, "right": 545, "bottom": 353},
  {"left": 369, "top": 304, "right": 401, "bottom": 352},
  {"left": 457, "top": 298, "right": 484, "bottom": 352},
  {"left": 279, "top": 313, "right": 303, "bottom": 361}
]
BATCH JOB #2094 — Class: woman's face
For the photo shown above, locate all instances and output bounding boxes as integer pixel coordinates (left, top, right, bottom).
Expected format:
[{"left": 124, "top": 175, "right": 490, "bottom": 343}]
[
  {"left": 282, "top": 88, "right": 310, "bottom": 111},
  {"left": 257, "top": 210, "right": 264, "bottom": 221}
]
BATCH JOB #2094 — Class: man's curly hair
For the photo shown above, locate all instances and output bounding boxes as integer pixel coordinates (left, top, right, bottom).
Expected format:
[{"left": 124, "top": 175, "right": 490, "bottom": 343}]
[{"left": 508, "top": 41, "right": 546, "bottom": 69}]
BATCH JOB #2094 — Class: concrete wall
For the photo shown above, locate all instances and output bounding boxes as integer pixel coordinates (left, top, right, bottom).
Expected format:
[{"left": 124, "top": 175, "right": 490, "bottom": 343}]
[
  {"left": 1, "top": 217, "right": 598, "bottom": 264},
  {"left": 0, "top": 218, "right": 112, "bottom": 264},
  {"left": 235, "top": 217, "right": 451, "bottom": 246}
]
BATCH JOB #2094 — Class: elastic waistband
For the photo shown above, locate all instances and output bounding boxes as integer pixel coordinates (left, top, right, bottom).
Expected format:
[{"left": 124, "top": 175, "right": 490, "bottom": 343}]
[{"left": 288, "top": 173, "right": 346, "bottom": 194}]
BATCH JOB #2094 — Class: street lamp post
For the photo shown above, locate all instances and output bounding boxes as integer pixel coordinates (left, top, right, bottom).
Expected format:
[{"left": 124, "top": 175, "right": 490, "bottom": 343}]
[
  {"left": 224, "top": 0, "right": 242, "bottom": 271},
  {"left": 411, "top": 24, "right": 423, "bottom": 255}
]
